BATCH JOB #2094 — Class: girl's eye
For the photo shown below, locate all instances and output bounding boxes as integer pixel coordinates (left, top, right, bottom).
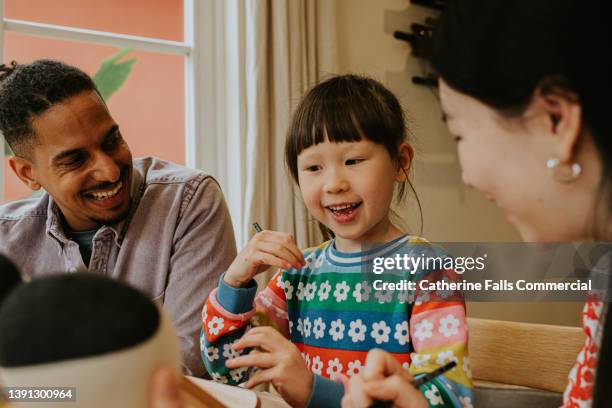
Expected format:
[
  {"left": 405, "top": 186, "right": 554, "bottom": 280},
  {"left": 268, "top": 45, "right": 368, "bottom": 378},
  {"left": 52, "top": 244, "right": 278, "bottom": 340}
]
[
  {"left": 305, "top": 165, "right": 321, "bottom": 172},
  {"left": 345, "top": 158, "right": 364, "bottom": 165}
]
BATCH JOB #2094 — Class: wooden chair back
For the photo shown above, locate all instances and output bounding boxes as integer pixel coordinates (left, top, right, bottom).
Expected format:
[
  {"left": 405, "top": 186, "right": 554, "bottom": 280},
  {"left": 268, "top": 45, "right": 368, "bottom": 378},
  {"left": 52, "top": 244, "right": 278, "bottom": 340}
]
[{"left": 467, "top": 317, "right": 585, "bottom": 393}]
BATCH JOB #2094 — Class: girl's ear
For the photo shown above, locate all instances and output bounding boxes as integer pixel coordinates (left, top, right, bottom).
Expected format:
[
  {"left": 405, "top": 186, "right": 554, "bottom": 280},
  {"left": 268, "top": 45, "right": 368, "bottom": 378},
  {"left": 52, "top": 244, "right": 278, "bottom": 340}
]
[{"left": 395, "top": 142, "right": 414, "bottom": 182}]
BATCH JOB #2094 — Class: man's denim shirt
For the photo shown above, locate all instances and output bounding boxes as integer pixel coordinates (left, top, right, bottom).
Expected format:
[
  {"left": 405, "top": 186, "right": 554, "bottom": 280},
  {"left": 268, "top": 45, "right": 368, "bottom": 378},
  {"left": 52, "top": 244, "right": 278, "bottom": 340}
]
[{"left": 0, "top": 157, "right": 237, "bottom": 377}]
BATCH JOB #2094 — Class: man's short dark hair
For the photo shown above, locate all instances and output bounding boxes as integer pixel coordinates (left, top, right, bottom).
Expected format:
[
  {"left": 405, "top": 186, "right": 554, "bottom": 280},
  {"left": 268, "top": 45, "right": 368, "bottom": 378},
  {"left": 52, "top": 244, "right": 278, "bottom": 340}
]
[
  {"left": 0, "top": 60, "right": 98, "bottom": 158},
  {"left": 0, "top": 273, "right": 159, "bottom": 367}
]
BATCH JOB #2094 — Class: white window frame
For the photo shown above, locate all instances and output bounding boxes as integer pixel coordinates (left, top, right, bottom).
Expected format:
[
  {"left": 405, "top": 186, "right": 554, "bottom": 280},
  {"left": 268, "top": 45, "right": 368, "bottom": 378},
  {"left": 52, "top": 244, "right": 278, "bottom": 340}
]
[{"left": 0, "top": 0, "right": 209, "bottom": 202}]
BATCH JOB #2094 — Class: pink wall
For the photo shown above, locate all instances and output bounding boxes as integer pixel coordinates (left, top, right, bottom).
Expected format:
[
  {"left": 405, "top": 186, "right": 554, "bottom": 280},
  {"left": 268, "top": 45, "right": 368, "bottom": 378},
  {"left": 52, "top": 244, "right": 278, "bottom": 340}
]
[{"left": 3, "top": 1, "right": 184, "bottom": 202}]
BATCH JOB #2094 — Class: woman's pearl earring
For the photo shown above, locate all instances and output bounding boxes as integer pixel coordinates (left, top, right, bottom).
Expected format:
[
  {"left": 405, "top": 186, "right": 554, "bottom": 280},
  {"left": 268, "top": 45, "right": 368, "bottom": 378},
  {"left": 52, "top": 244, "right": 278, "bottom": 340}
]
[{"left": 546, "top": 158, "right": 582, "bottom": 183}]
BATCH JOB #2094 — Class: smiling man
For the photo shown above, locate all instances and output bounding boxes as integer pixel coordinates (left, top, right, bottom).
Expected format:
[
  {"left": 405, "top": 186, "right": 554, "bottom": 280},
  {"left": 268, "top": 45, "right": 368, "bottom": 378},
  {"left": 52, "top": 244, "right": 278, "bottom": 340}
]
[{"left": 0, "top": 60, "right": 237, "bottom": 377}]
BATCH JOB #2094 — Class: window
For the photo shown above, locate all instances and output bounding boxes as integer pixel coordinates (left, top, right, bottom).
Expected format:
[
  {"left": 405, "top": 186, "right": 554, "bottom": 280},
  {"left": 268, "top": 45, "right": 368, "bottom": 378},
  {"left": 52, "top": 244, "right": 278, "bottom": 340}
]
[{"left": 0, "top": 0, "right": 201, "bottom": 203}]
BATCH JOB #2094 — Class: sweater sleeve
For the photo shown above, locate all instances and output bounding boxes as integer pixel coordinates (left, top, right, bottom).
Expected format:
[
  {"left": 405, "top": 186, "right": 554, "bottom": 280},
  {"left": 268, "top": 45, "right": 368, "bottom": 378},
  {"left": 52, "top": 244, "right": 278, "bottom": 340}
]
[
  {"left": 409, "top": 268, "right": 474, "bottom": 408},
  {"left": 200, "top": 270, "right": 289, "bottom": 385}
]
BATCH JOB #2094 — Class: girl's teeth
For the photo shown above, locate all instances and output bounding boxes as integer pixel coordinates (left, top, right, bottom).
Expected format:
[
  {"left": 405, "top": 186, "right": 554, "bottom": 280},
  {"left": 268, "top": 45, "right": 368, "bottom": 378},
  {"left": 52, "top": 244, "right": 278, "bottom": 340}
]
[{"left": 330, "top": 203, "right": 357, "bottom": 211}]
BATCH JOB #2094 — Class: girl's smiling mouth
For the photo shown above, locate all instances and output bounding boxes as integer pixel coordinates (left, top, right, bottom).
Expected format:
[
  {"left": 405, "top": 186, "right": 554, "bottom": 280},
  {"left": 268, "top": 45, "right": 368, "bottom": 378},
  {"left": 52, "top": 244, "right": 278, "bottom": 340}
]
[{"left": 326, "top": 201, "right": 362, "bottom": 223}]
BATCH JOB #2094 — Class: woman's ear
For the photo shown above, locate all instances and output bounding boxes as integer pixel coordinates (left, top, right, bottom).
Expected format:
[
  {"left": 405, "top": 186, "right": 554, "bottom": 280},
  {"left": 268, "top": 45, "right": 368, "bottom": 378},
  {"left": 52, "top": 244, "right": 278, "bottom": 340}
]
[
  {"left": 532, "top": 84, "right": 582, "bottom": 164},
  {"left": 395, "top": 142, "right": 414, "bottom": 182}
]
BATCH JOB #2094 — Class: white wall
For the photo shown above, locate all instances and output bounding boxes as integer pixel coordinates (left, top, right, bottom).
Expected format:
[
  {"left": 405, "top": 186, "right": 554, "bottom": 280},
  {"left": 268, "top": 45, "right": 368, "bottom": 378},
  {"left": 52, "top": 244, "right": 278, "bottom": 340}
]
[{"left": 335, "top": 0, "right": 582, "bottom": 326}]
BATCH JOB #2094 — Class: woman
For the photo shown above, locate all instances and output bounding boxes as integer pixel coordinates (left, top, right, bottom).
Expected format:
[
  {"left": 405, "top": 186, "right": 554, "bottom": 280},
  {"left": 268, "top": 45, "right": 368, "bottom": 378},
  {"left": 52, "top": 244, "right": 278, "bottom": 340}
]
[{"left": 341, "top": 0, "right": 609, "bottom": 407}]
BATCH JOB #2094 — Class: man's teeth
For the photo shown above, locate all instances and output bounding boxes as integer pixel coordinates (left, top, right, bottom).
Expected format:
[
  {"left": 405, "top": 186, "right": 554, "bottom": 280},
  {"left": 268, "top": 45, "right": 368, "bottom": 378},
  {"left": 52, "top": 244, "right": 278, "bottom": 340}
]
[
  {"left": 328, "top": 203, "right": 358, "bottom": 211},
  {"left": 86, "top": 181, "right": 123, "bottom": 200}
]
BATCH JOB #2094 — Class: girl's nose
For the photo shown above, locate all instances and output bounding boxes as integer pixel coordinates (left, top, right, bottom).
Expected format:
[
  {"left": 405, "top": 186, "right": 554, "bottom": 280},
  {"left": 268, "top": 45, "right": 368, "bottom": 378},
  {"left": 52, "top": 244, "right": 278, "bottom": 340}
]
[{"left": 324, "top": 171, "right": 350, "bottom": 193}]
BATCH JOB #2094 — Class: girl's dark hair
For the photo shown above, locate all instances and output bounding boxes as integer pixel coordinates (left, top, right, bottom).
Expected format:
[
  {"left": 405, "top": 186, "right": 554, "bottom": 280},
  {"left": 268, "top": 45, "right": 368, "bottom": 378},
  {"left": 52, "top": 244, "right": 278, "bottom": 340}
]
[
  {"left": 432, "top": 1, "right": 609, "bottom": 405},
  {"left": 284, "top": 74, "right": 420, "bottom": 239}
]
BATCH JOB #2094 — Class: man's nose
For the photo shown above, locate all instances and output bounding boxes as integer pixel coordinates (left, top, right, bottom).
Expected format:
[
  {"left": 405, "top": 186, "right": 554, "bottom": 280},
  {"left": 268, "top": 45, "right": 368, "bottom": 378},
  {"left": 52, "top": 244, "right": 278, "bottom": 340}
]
[{"left": 91, "top": 153, "right": 120, "bottom": 182}]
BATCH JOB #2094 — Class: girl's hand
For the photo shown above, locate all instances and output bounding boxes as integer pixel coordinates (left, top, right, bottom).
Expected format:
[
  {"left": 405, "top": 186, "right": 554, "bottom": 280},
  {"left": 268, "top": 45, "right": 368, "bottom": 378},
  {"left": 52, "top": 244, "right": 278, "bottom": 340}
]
[
  {"left": 224, "top": 230, "right": 305, "bottom": 288},
  {"left": 225, "top": 327, "right": 313, "bottom": 408},
  {"left": 341, "top": 349, "right": 428, "bottom": 408}
]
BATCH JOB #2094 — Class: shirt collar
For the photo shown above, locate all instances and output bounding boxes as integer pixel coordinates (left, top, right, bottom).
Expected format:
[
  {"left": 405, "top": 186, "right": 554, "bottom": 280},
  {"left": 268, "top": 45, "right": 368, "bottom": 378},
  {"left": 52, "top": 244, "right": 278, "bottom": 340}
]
[{"left": 44, "top": 165, "right": 144, "bottom": 249}]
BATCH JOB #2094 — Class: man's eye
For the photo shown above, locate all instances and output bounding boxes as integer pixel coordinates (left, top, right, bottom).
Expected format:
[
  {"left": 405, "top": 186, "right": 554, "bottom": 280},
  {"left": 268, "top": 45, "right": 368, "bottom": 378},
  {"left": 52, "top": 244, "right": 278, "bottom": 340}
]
[
  {"left": 62, "top": 156, "right": 85, "bottom": 169},
  {"left": 104, "top": 134, "right": 121, "bottom": 150}
]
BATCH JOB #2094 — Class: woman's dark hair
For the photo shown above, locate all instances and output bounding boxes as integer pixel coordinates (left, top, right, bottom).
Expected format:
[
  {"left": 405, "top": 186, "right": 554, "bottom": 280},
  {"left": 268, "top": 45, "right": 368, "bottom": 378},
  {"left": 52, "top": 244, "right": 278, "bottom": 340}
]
[
  {"left": 432, "top": 1, "right": 609, "bottom": 405},
  {"left": 284, "top": 74, "right": 420, "bottom": 239},
  {"left": 432, "top": 0, "right": 609, "bottom": 226}
]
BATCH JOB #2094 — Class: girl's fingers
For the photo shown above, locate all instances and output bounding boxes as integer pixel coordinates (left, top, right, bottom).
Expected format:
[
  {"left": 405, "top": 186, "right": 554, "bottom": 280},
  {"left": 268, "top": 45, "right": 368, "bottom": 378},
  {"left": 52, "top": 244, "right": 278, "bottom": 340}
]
[
  {"left": 251, "top": 252, "right": 291, "bottom": 272},
  {"left": 257, "top": 241, "right": 304, "bottom": 269},
  {"left": 363, "top": 349, "right": 408, "bottom": 381},
  {"left": 364, "top": 376, "right": 427, "bottom": 408},
  {"left": 257, "top": 231, "right": 305, "bottom": 266},
  {"left": 243, "top": 366, "right": 279, "bottom": 389},
  {"left": 226, "top": 351, "right": 276, "bottom": 370},
  {"left": 343, "top": 374, "right": 373, "bottom": 408},
  {"left": 233, "top": 327, "right": 285, "bottom": 352}
]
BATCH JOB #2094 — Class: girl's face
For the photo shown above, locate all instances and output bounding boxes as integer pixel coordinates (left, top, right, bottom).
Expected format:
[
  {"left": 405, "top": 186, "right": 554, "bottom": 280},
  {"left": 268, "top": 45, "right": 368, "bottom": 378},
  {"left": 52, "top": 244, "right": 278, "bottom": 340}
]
[
  {"left": 297, "top": 137, "right": 410, "bottom": 252},
  {"left": 438, "top": 79, "right": 599, "bottom": 242}
]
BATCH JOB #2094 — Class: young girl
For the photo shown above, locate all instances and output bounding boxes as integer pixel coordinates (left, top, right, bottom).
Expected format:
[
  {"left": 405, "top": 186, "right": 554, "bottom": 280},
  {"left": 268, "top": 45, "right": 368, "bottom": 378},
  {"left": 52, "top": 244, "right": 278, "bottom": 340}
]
[{"left": 200, "top": 75, "right": 472, "bottom": 408}]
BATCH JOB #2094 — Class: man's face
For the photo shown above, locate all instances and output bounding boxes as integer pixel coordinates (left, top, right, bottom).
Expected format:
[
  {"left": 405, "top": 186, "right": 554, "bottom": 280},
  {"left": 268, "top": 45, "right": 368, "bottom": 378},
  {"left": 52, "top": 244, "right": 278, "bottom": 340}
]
[{"left": 25, "top": 91, "right": 133, "bottom": 231}]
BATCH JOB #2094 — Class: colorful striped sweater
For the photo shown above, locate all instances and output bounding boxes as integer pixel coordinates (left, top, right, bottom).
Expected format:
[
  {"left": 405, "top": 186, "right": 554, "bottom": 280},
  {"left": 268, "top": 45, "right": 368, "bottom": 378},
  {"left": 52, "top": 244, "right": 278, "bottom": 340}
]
[{"left": 200, "top": 235, "right": 473, "bottom": 407}]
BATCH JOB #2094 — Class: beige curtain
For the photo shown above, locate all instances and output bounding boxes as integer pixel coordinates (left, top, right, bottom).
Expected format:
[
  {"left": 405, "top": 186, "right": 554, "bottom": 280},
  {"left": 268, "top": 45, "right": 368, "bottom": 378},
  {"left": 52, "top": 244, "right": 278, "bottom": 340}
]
[{"left": 242, "top": 0, "right": 338, "bottom": 267}]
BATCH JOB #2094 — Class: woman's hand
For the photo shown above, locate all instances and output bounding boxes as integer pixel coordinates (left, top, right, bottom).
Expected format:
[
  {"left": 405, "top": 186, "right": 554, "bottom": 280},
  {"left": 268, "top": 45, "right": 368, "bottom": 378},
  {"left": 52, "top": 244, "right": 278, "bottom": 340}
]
[
  {"left": 225, "top": 327, "right": 313, "bottom": 408},
  {"left": 149, "top": 366, "right": 184, "bottom": 408},
  {"left": 224, "top": 230, "right": 305, "bottom": 287},
  {"left": 341, "top": 349, "right": 428, "bottom": 408}
]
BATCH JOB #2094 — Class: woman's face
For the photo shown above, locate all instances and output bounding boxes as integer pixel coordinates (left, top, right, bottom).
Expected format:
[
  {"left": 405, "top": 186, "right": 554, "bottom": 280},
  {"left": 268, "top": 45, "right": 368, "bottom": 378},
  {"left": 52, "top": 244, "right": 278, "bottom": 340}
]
[{"left": 438, "top": 79, "right": 597, "bottom": 242}]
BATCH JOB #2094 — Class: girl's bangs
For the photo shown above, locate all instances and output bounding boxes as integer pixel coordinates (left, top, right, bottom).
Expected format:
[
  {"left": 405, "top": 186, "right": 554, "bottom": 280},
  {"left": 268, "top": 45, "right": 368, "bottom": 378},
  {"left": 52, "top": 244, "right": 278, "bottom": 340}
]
[{"left": 293, "top": 99, "right": 365, "bottom": 156}]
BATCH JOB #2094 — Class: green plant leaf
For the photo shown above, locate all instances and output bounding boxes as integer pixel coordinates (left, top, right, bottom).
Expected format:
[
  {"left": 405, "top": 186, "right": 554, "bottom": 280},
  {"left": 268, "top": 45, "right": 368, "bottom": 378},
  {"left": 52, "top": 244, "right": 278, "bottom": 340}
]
[
  {"left": 3, "top": 138, "right": 12, "bottom": 156},
  {"left": 93, "top": 48, "right": 137, "bottom": 100}
]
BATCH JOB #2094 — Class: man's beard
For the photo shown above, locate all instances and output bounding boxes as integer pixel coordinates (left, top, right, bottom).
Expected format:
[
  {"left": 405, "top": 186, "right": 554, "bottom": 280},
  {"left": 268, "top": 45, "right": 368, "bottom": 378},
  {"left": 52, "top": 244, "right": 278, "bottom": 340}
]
[{"left": 87, "top": 200, "right": 132, "bottom": 227}]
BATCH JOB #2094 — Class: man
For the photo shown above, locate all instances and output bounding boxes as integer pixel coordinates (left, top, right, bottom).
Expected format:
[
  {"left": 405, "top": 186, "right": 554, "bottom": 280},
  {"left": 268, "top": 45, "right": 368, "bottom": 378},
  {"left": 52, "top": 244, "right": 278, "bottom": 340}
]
[{"left": 0, "top": 60, "right": 237, "bottom": 377}]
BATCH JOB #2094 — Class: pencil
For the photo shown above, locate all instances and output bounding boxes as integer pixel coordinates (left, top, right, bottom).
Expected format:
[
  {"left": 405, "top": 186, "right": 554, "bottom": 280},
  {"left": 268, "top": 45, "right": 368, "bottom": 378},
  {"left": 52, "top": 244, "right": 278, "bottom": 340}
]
[
  {"left": 369, "top": 361, "right": 457, "bottom": 408},
  {"left": 411, "top": 361, "right": 456, "bottom": 387}
]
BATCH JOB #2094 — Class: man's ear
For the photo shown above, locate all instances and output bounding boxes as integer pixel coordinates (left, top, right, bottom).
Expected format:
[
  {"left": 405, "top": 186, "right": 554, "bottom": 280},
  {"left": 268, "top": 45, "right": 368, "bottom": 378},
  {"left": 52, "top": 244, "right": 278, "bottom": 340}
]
[
  {"left": 532, "top": 85, "right": 582, "bottom": 164},
  {"left": 8, "top": 156, "right": 41, "bottom": 191},
  {"left": 395, "top": 142, "right": 414, "bottom": 182}
]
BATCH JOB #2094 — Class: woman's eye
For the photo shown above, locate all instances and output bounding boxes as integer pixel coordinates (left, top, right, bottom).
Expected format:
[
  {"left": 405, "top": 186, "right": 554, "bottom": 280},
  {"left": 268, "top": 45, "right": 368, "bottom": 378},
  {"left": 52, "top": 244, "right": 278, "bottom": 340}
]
[{"left": 453, "top": 135, "right": 463, "bottom": 143}]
